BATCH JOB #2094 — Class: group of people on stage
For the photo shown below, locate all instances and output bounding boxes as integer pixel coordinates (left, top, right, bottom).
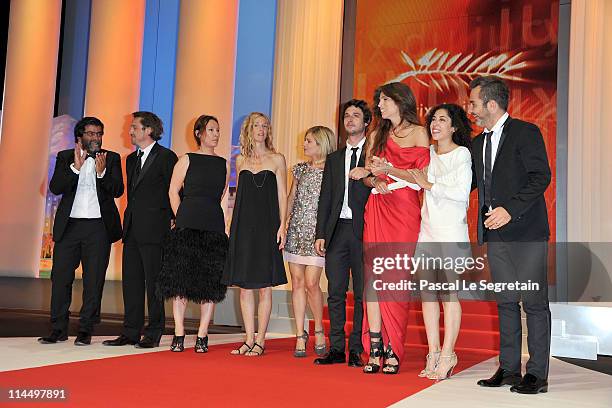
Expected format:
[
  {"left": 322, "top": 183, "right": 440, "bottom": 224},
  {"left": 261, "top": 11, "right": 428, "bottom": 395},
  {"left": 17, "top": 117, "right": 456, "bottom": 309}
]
[{"left": 39, "top": 75, "right": 552, "bottom": 395}]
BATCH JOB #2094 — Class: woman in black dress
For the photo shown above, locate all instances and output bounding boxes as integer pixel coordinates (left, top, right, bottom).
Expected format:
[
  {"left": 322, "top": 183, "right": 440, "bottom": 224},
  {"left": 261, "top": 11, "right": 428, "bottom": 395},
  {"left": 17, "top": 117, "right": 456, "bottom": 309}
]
[
  {"left": 222, "top": 112, "right": 287, "bottom": 356},
  {"left": 157, "top": 115, "right": 229, "bottom": 353}
]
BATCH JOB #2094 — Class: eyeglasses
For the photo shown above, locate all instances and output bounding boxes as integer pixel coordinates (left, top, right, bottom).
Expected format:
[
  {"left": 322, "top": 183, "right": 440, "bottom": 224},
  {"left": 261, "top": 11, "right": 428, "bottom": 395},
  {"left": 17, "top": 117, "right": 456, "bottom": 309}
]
[{"left": 83, "top": 131, "right": 104, "bottom": 137}]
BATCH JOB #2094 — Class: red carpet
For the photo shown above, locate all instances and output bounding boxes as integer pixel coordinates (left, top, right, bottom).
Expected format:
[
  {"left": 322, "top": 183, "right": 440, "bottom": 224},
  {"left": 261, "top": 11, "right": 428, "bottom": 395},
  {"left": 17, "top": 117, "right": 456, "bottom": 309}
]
[
  {"left": 0, "top": 337, "right": 495, "bottom": 408},
  {"left": 311, "top": 296, "right": 500, "bottom": 352}
]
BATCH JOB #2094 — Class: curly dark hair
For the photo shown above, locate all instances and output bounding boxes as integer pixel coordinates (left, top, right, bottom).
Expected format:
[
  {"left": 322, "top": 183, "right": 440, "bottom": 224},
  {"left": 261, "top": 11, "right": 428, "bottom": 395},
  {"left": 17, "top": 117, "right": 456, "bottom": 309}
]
[
  {"left": 341, "top": 99, "right": 372, "bottom": 127},
  {"left": 193, "top": 115, "right": 219, "bottom": 146},
  {"left": 370, "top": 82, "right": 420, "bottom": 155},
  {"left": 74, "top": 117, "right": 104, "bottom": 142},
  {"left": 132, "top": 111, "right": 163, "bottom": 141},
  {"left": 425, "top": 103, "right": 472, "bottom": 151}
]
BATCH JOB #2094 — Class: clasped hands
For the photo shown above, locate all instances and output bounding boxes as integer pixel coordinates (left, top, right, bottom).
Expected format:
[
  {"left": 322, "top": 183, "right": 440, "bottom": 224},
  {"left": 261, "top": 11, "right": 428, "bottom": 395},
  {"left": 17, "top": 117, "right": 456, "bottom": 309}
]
[
  {"left": 347, "top": 156, "right": 392, "bottom": 194},
  {"left": 73, "top": 141, "right": 106, "bottom": 176}
]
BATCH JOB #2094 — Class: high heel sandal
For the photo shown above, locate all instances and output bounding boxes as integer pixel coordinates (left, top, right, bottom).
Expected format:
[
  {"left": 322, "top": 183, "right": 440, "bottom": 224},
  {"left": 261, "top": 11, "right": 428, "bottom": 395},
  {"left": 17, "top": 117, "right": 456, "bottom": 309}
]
[
  {"left": 418, "top": 351, "right": 440, "bottom": 377},
  {"left": 428, "top": 352, "right": 457, "bottom": 381},
  {"left": 230, "top": 341, "right": 253, "bottom": 355},
  {"left": 246, "top": 342, "right": 265, "bottom": 356},
  {"left": 363, "top": 331, "right": 383, "bottom": 374},
  {"left": 294, "top": 330, "right": 309, "bottom": 358},
  {"left": 314, "top": 329, "right": 327, "bottom": 356},
  {"left": 383, "top": 343, "right": 400, "bottom": 374},
  {"left": 195, "top": 336, "right": 208, "bottom": 353},
  {"left": 170, "top": 335, "right": 185, "bottom": 352}
]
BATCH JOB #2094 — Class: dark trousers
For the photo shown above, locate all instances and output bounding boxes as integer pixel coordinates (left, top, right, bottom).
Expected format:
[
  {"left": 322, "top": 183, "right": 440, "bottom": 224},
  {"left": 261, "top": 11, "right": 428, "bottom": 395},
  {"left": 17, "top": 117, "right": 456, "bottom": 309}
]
[
  {"left": 487, "top": 230, "right": 551, "bottom": 379},
  {"left": 121, "top": 233, "right": 165, "bottom": 342},
  {"left": 50, "top": 218, "right": 110, "bottom": 334},
  {"left": 325, "top": 220, "right": 364, "bottom": 353}
]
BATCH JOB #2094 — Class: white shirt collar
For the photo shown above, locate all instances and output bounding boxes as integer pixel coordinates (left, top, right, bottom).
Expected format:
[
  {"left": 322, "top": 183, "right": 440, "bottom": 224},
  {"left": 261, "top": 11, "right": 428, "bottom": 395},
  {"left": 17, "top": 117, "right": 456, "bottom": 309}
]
[
  {"left": 139, "top": 141, "right": 156, "bottom": 156},
  {"left": 346, "top": 137, "right": 366, "bottom": 151},
  {"left": 484, "top": 112, "right": 509, "bottom": 133}
]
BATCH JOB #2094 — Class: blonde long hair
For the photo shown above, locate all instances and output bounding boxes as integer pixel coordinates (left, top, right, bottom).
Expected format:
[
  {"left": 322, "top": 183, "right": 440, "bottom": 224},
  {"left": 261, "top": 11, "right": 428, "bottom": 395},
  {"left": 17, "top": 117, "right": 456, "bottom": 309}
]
[{"left": 239, "top": 112, "right": 275, "bottom": 158}]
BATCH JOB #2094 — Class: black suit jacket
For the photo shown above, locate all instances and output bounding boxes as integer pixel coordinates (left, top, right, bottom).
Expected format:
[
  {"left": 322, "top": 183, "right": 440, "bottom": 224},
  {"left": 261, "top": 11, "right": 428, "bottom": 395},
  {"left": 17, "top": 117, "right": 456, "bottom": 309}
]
[
  {"left": 471, "top": 117, "right": 551, "bottom": 244},
  {"left": 123, "top": 142, "right": 178, "bottom": 244},
  {"left": 316, "top": 146, "right": 371, "bottom": 243},
  {"left": 49, "top": 149, "right": 124, "bottom": 243}
]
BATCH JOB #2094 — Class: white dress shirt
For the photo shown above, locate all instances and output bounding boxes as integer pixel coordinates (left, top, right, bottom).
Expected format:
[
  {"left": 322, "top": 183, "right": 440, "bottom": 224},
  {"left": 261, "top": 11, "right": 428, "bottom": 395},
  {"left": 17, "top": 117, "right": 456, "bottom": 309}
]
[
  {"left": 482, "top": 111, "right": 509, "bottom": 174},
  {"left": 69, "top": 150, "right": 102, "bottom": 218},
  {"left": 340, "top": 137, "right": 366, "bottom": 219},
  {"left": 138, "top": 141, "right": 156, "bottom": 168}
]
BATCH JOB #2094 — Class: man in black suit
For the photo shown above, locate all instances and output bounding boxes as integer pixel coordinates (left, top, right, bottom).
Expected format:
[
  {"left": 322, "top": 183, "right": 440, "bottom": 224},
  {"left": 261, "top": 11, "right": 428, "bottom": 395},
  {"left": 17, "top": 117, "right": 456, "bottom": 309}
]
[
  {"left": 103, "top": 112, "right": 177, "bottom": 348},
  {"left": 469, "top": 76, "right": 551, "bottom": 394},
  {"left": 314, "top": 99, "right": 372, "bottom": 367},
  {"left": 39, "top": 117, "right": 124, "bottom": 346}
]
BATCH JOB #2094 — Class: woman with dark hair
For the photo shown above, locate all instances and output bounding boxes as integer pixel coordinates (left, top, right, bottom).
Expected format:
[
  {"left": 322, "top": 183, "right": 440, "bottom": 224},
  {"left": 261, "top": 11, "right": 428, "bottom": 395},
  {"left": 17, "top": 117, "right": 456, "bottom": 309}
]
[
  {"left": 361, "top": 82, "right": 430, "bottom": 375},
  {"left": 407, "top": 103, "right": 473, "bottom": 380},
  {"left": 157, "top": 114, "right": 230, "bottom": 353}
]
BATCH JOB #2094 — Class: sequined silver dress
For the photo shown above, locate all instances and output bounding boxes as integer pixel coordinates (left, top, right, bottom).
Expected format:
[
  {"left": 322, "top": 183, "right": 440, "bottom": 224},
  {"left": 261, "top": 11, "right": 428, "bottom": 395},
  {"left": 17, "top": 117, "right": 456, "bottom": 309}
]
[{"left": 283, "top": 162, "right": 325, "bottom": 267}]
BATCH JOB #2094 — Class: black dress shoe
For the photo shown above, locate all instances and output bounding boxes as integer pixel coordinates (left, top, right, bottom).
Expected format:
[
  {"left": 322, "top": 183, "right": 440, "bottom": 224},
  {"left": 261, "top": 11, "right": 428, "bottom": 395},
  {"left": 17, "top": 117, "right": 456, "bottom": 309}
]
[
  {"left": 74, "top": 332, "right": 91, "bottom": 346},
  {"left": 38, "top": 330, "right": 68, "bottom": 344},
  {"left": 477, "top": 367, "right": 522, "bottom": 387},
  {"left": 314, "top": 350, "right": 346, "bottom": 365},
  {"left": 348, "top": 351, "right": 364, "bottom": 367},
  {"left": 135, "top": 336, "right": 160, "bottom": 349},
  {"left": 510, "top": 373, "right": 548, "bottom": 394},
  {"left": 102, "top": 335, "right": 138, "bottom": 346}
]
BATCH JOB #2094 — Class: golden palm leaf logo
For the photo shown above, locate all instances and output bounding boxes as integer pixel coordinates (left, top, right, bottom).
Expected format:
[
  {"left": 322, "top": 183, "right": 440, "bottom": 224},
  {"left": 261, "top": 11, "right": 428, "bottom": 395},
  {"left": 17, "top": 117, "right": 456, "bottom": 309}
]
[{"left": 389, "top": 49, "right": 530, "bottom": 91}]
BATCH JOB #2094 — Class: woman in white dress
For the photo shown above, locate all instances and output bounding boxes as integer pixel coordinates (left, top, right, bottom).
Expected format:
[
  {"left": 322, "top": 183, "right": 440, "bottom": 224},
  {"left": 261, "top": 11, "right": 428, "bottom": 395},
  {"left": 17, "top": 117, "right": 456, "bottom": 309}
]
[{"left": 408, "top": 103, "right": 473, "bottom": 381}]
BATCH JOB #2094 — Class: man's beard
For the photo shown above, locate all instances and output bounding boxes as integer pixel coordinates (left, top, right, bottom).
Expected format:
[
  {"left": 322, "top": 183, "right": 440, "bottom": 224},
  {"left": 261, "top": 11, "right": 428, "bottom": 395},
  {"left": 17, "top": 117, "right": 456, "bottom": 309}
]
[
  {"left": 346, "top": 127, "right": 365, "bottom": 137},
  {"left": 83, "top": 140, "right": 101, "bottom": 154}
]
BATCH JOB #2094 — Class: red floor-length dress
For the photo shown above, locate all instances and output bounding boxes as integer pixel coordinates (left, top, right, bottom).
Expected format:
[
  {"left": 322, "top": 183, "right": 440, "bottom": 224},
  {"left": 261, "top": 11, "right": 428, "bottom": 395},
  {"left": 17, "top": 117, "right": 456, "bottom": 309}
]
[{"left": 362, "top": 138, "right": 430, "bottom": 363}]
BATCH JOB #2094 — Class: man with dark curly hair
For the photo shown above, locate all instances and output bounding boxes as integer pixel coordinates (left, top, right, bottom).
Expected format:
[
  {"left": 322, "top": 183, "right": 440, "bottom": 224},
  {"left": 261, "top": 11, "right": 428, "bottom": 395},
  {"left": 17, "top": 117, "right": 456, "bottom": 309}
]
[{"left": 39, "top": 117, "right": 123, "bottom": 346}]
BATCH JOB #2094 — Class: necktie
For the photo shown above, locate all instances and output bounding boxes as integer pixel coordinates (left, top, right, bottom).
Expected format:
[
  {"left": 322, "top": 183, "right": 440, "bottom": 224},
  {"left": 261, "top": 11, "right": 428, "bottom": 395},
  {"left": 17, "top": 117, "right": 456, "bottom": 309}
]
[
  {"left": 348, "top": 147, "right": 359, "bottom": 210},
  {"left": 483, "top": 131, "right": 493, "bottom": 207},
  {"left": 349, "top": 147, "right": 359, "bottom": 170},
  {"left": 132, "top": 150, "right": 143, "bottom": 190}
]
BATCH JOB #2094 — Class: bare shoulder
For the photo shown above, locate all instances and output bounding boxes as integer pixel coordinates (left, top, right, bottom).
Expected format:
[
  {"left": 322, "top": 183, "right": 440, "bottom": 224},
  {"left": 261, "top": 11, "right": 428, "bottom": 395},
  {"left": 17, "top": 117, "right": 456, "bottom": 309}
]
[
  {"left": 412, "top": 125, "right": 429, "bottom": 147},
  {"left": 176, "top": 153, "right": 189, "bottom": 166},
  {"left": 271, "top": 152, "right": 287, "bottom": 168},
  {"left": 235, "top": 154, "right": 245, "bottom": 170}
]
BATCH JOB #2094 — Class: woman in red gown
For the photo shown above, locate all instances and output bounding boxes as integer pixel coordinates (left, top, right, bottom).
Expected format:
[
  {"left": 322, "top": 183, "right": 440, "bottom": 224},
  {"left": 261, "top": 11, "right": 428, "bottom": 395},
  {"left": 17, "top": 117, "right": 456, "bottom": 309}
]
[{"left": 360, "top": 82, "right": 429, "bottom": 374}]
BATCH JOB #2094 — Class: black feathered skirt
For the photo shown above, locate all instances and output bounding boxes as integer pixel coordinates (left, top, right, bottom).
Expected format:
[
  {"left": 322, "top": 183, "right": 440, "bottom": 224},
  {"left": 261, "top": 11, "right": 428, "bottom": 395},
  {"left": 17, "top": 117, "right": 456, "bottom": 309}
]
[{"left": 157, "top": 228, "right": 228, "bottom": 304}]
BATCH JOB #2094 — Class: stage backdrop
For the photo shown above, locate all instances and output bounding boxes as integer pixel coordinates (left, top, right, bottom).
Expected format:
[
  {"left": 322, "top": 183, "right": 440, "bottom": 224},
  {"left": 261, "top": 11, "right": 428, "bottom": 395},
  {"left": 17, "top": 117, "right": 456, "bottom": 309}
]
[{"left": 353, "top": 0, "right": 558, "bottom": 244}]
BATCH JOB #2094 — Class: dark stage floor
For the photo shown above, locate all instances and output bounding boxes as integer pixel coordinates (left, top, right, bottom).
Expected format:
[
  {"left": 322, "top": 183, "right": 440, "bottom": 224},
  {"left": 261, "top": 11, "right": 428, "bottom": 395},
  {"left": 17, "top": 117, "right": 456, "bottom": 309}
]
[{"left": 0, "top": 309, "right": 242, "bottom": 337}]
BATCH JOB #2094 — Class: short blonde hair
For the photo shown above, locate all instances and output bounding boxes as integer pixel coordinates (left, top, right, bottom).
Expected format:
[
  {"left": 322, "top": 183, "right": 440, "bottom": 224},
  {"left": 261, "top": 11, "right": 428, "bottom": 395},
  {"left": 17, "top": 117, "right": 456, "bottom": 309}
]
[
  {"left": 240, "top": 112, "right": 275, "bottom": 157},
  {"left": 305, "top": 125, "right": 337, "bottom": 160}
]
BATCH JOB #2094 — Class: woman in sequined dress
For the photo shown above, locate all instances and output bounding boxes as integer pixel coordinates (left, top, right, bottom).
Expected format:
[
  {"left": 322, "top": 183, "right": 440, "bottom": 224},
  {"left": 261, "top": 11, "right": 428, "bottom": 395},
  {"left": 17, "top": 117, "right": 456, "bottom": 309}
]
[{"left": 284, "top": 126, "right": 336, "bottom": 357}]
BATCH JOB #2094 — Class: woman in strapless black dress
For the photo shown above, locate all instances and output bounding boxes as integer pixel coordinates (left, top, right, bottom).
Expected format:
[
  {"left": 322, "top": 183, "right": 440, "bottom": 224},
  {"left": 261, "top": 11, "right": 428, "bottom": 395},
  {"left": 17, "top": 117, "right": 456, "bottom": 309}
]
[
  {"left": 222, "top": 112, "right": 287, "bottom": 356},
  {"left": 157, "top": 115, "right": 229, "bottom": 354}
]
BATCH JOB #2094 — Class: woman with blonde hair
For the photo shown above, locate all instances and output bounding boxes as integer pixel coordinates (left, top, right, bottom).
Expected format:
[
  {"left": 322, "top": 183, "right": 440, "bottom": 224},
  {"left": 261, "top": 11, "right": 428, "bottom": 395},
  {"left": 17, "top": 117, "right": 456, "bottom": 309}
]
[
  {"left": 222, "top": 112, "right": 288, "bottom": 356},
  {"left": 284, "top": 126, "right": 336, "bottom": 357}
]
